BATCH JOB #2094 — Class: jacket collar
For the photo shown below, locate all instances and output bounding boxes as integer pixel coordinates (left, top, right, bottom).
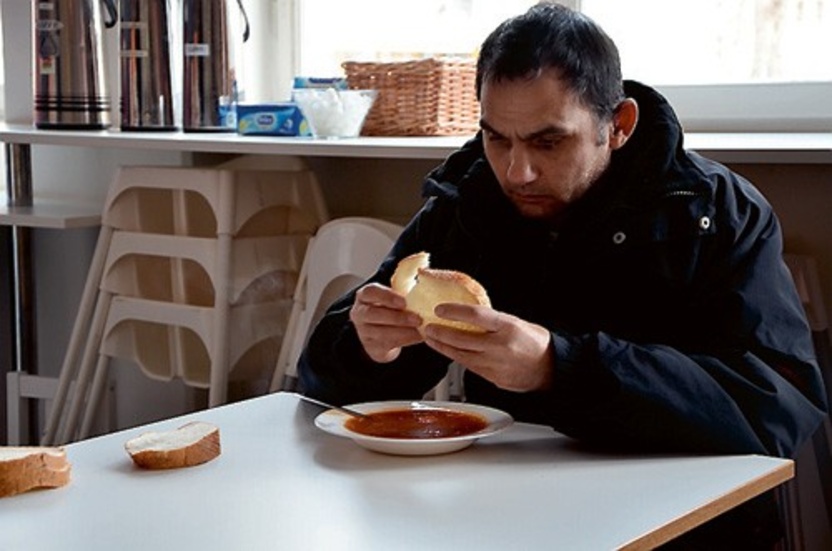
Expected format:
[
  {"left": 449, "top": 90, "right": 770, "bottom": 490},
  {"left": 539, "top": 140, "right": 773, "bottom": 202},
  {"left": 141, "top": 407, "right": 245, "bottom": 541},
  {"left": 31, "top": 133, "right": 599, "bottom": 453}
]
[{"left": 420, "top": 81, "right": 711, "bottom": 239}]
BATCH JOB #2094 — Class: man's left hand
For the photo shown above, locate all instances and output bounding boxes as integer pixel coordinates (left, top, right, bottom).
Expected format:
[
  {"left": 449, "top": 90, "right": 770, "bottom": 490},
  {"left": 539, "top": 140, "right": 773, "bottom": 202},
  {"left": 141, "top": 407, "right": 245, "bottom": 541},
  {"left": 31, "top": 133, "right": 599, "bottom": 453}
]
[{"left": 421, "top": 304, "right": 554, "bottom": 392}]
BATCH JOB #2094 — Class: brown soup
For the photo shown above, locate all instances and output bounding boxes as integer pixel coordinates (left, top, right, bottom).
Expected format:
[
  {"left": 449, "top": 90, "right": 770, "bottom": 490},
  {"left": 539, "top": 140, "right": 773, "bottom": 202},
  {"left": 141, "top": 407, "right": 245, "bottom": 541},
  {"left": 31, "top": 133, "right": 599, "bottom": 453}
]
[{"left": 345, "top": 408, "right": 489, "bottom": 439}]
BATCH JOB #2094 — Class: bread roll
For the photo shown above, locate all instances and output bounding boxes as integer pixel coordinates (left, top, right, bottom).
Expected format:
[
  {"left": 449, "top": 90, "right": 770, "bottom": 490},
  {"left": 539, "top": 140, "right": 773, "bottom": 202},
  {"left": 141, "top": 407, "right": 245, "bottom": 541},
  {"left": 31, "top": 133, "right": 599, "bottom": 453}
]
[
  {"left": 0, "top": 446, "right": 71, "bottom": 498},
  {"left": 125, "top": 421, "right": 220, "bottom": 470},
  {"left": 391, "top": 252, "right": 491, "bottom": 333}
]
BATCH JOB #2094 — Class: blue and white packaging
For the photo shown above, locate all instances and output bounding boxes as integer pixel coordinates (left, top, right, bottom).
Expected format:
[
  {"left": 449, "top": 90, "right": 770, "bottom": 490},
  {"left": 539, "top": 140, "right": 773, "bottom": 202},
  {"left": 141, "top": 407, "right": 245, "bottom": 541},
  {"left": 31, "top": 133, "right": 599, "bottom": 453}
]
[{"left": 237, "top": 103, "right": 309, "bottom": 136}]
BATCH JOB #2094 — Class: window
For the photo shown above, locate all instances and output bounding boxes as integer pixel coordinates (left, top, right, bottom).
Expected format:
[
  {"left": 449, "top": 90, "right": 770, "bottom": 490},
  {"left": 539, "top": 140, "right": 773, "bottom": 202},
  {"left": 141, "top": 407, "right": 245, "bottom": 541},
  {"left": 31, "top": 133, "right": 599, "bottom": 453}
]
[
  {"left": 579, "top": 0, "right": 832, "bottom": 130},
  {"left": 582, "top": 0, "right": 831, "bottom": 85},
  {"left": 246, "top": 0, "right": 831, "bottom": 132},
  {"left": 297, "top": 0, "right": 537, "bottom": 76}
]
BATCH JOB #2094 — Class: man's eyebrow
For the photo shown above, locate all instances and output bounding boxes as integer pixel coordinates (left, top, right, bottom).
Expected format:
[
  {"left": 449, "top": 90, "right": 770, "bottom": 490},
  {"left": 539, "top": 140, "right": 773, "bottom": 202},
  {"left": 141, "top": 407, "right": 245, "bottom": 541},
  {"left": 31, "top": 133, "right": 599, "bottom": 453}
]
[
  {"left": 522, "top": 125, "right": 569, "bottom": 141},
  {"left": 480, "top": 119, "right": 568, "bottom": 141},
  {"left": 479, "top": 119, "right": 501, "bottom": 136}
]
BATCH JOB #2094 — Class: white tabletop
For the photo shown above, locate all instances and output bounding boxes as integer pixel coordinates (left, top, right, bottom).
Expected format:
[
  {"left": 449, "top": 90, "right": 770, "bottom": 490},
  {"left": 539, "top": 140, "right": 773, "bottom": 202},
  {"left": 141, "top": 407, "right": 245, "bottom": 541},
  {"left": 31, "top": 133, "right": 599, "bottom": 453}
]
[{"left": 0, "top": 392, "right": 793, "bottom": 551}]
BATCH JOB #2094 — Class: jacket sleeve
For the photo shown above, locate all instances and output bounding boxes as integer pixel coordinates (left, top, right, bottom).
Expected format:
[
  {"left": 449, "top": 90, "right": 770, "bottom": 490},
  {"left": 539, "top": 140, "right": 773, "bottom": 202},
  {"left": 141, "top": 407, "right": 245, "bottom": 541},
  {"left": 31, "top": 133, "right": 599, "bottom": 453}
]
[{"left": 544, "top": 183, "right": 827, "bottom": 458}]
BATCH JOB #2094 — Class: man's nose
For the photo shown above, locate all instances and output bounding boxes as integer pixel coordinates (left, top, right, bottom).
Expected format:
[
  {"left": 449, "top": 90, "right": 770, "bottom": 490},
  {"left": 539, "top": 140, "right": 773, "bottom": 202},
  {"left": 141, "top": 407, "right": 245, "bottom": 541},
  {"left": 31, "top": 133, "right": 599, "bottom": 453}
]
[{"left": 506, "top": 148, "right": 536, "bottom": 186}]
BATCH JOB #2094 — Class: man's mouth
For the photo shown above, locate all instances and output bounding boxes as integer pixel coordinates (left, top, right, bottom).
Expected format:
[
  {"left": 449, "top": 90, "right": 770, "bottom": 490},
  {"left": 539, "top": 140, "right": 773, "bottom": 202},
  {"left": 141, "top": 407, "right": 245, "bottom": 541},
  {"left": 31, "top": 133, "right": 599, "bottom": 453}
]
[{"left": 511, "top": 192, "right": 550, "bottom": 204}]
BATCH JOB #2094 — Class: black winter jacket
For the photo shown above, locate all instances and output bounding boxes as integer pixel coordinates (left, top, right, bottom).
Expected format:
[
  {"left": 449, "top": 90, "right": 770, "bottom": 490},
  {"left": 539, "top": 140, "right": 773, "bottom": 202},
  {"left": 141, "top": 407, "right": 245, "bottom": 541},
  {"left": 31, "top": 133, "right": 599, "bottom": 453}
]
[{"left": 299, "top": 81, "right": 827, "bottom": 460}]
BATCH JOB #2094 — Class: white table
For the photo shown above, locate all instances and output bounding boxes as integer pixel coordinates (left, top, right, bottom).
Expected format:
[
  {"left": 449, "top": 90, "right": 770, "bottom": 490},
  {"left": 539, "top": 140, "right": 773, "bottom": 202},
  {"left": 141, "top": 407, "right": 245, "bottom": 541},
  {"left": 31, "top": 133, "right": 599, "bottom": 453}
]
[{"left": 0, "top": 393, "right": 793, "bottom": 551}]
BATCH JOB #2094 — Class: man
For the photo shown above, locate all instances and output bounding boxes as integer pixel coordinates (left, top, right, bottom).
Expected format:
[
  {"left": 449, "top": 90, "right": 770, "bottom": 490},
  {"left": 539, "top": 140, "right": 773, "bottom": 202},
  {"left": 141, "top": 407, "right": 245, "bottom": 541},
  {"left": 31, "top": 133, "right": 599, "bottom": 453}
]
[{"left": 298, "top": 3, "right": 827, "bottom": 548}]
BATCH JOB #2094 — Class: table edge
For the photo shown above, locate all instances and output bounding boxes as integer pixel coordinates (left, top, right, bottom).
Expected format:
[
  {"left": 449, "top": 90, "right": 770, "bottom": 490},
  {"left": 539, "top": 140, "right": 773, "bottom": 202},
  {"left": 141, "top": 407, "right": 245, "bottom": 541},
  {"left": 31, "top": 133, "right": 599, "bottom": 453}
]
[{"left": 619, "top": 457, "right": 795, "bottom": 550}]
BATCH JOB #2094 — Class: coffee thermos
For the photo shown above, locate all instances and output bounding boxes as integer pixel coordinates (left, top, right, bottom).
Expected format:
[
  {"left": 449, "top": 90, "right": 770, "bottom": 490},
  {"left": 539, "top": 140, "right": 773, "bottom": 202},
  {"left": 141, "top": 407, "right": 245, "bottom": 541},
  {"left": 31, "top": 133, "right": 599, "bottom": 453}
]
[
  {"left": 34, "top": 0, "right": 119, "bottom": 129},
  {"left": 119, "top": 0, "right": 176, "bottom": 131},
  {"left": 33, "top": 0, "right": 250, "bottom": 132},
  {"left": 182, "top": 0, "right": 249, "bottom": 132}
]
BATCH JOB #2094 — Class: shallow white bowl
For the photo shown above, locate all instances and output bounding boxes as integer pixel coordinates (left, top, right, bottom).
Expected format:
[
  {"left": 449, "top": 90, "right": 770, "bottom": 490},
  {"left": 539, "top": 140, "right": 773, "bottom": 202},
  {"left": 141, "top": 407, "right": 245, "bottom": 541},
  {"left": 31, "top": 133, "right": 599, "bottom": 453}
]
[{"left": 314, "top": 400, "right": 514, "bottom": 456}]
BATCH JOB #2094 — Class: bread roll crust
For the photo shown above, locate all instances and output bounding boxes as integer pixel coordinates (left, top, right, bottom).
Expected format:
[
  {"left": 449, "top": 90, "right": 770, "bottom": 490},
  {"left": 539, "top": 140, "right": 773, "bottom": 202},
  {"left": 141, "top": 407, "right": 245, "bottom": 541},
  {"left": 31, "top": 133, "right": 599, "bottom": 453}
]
[
  {"left": 0, "top": 446, "right": 70, "bottom": 498},
  {"left": 391, "top": 252, "right": 491, "bottom": 333},
  {"left": 125, "top": 421, "right": 221, "bottom": 470},
  {"left": 390, "top": 251, "right": 430, "bottom": 296}
]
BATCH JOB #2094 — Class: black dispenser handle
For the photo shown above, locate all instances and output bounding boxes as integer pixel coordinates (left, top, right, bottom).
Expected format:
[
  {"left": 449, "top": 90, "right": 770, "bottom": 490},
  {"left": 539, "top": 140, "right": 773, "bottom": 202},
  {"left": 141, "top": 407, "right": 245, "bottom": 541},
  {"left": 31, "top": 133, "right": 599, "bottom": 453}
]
[
  {"left": 236, "top": 0, "right": 251, "bottom": 43},
  {"left": 102, "top": 0, "right": 118, "bottom": 28}
]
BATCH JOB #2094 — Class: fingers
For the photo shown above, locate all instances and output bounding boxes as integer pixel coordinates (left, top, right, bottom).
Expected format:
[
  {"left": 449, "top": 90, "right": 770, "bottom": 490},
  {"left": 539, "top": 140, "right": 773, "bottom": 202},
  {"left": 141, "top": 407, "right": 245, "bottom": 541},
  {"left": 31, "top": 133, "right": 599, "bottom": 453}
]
[
  {"left": 349, "top": 283, "right": 423, "bottom": 364},
  {"left": 433, "top": 303, "right": 498, "bottom": 333},
  {"left": 351, "top": 284, "right": 421, "bottom": 327},
  {"left": 422, "top": 312, "right": 554, "bottom": 392},
  {"left": 355, "top": 283, "right": 407, "bottom": 309},
  {"left": 421, "top": 304, "right": 500, "bottom": 355}
]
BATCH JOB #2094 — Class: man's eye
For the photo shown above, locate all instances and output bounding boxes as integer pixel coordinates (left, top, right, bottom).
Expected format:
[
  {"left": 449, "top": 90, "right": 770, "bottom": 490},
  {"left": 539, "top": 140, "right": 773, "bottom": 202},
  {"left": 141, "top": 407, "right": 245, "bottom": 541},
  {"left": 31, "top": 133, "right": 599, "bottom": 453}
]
[
  {"left": 485, "top": 133, "right": 509, "bottom": 146},
  {"left": 534, "top": 137, "right": 559, "bottom": 149}
]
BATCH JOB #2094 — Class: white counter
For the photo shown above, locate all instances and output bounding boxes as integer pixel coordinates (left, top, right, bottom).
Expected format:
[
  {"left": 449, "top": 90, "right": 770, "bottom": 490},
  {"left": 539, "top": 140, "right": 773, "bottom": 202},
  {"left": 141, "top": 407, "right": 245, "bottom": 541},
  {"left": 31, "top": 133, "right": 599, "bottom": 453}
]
[{"left": 2, "top": 123, "right": 832, "bottom": 164}]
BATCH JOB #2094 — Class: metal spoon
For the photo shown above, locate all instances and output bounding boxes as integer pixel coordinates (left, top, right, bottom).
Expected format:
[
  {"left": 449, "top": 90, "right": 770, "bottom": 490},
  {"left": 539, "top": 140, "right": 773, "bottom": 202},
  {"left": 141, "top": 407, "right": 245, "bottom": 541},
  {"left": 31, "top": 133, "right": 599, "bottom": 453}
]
[{"left": 291, "top": 392, "right": 369, "bottom": 418}]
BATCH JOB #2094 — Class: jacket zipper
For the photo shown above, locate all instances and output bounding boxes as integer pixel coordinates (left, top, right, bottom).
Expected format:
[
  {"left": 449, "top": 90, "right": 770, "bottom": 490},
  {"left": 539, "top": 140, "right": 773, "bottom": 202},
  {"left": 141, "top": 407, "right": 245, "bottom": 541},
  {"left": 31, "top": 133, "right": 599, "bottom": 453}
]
[{"left": 663, "top": 190, "right": 699, "bottom": 198}]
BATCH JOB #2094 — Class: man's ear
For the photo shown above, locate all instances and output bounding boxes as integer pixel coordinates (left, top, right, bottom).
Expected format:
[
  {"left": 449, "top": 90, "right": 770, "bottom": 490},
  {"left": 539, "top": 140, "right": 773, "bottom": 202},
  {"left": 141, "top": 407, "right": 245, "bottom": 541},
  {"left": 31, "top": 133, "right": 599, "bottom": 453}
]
[{"left": 609, "top": 98, "right": 638, "bottom": 150}]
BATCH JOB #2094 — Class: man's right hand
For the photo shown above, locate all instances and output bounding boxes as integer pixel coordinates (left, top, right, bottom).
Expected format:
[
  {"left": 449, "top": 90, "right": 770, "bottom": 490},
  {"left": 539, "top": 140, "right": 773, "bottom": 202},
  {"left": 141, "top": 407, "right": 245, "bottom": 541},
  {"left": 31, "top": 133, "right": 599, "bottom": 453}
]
[{"left": 349, "top": 283, "right": 424, "bottom": 363}]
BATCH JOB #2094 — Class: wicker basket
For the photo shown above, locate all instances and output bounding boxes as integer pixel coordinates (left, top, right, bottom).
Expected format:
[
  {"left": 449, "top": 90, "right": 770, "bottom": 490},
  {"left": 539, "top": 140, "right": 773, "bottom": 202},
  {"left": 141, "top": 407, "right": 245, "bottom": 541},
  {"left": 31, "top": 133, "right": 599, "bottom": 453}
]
[{"left": 342, "top": 57, "right": 480, "bottom": 136}]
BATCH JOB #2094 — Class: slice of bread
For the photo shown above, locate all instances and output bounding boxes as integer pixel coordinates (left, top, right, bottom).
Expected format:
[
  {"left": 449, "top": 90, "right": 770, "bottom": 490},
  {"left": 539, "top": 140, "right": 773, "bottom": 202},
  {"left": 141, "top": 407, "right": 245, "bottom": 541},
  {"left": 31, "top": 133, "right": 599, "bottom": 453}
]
[
  {"left": 391, "top": 252, "right": 491, "bottom": 333},
  {"left": 125, "top": 421, "right": 221, "bottom": 470},
  {"left": 0, "top": 446, "right": 71, "bottom": 498}
]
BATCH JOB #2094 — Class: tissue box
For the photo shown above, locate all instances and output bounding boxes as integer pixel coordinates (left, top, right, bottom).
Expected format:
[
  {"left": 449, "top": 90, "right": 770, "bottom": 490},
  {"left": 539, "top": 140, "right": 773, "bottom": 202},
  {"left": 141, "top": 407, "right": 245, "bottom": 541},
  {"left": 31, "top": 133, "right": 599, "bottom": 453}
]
[{"left": 237, "top": 103, "right": 309, "bottom": 136}]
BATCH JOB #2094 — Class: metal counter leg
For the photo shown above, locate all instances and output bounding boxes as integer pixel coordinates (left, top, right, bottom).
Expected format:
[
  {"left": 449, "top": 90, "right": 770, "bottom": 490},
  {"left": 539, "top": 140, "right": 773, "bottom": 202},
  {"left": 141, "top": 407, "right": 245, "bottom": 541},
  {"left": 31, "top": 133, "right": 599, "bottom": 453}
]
[{"left": 5, "top": 142, "right": 38, "bottom": 444}]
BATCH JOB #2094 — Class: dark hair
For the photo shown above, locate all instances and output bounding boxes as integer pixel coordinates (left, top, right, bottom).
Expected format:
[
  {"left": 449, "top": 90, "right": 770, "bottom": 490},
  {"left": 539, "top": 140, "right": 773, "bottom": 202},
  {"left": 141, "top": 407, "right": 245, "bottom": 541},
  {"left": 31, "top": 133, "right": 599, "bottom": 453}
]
[{"left": 476, "top": 2, "right": 624, "bottom": 122}]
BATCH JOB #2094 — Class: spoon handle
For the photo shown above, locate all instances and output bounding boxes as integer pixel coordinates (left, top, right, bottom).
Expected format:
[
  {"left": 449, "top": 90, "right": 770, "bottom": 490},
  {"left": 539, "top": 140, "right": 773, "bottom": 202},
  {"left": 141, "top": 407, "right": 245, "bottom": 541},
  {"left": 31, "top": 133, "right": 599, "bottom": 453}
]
[{"left": 292, "top": 393, "right": 369, "bottom": 418}]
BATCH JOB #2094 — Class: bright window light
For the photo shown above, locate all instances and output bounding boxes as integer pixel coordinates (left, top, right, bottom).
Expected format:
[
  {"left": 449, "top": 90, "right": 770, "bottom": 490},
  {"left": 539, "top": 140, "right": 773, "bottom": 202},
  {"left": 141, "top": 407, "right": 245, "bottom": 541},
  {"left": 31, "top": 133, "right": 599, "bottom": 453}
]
[
  {"left": 581, "top": 0, "right": 832, "bottom": 85},
  {"left": 297, "top": 0, "right": 536, "bottom": 76}
]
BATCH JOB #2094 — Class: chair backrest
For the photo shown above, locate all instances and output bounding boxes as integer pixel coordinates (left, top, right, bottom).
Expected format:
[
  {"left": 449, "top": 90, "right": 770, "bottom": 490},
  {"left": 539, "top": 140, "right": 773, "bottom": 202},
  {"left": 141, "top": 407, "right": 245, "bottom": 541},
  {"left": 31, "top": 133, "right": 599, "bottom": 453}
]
[
  {"left": 304, "top": 218, "right": 402, "bottom": 328},
  {"left": 272, "top": 217, "right": 403, "bottom": 390}
]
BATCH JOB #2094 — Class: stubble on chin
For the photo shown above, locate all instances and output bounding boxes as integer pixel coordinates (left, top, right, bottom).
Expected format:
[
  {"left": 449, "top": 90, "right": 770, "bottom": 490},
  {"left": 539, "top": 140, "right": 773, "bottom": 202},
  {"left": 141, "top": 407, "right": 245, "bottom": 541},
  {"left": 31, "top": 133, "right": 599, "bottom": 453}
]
[{"left": 507, "top": 194, "right": 566, "bottom": 225}]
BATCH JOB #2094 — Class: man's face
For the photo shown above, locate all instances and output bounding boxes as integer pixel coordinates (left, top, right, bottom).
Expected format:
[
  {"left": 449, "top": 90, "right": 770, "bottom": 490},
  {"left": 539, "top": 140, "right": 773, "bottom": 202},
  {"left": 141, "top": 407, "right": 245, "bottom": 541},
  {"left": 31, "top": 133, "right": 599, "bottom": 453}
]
[{"left": 480, "top": 70, "right": 619, "bottom": 225}]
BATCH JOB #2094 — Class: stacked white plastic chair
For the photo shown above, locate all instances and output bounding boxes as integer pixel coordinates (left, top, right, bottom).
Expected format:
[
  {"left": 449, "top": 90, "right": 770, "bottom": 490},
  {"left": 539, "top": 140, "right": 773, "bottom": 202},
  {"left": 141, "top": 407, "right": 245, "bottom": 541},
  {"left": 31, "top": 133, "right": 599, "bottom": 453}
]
[
  {"left": 270, "top": 217, "right": 403, "bottom": 392},
  {"left": 44, "top": 161, "right": 328, "bottom": 445}
]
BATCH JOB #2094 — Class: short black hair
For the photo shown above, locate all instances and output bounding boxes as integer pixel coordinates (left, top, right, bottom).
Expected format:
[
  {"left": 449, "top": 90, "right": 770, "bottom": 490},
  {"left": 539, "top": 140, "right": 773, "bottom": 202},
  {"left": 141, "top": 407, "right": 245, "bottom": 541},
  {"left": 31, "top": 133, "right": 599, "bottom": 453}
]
[{"left": 476, "top": 2, "right": 624, "bottom": 122}]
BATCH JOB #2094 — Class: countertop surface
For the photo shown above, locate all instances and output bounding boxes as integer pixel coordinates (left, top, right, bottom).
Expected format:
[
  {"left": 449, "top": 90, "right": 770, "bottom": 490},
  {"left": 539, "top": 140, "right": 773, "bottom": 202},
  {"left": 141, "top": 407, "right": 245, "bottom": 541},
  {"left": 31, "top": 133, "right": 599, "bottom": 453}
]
[{"left": 2, "top": 123, "right": 832, "bottom": 163}]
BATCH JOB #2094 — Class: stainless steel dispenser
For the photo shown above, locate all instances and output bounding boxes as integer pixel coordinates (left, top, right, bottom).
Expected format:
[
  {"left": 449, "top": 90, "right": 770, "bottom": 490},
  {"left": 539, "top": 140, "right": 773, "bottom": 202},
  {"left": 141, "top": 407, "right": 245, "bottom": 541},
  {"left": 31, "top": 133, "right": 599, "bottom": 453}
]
[
  {"left": 34, "top": 0, "right": 119, "bottom": 129},
  {"left": 182, "top": 0, "right": 249, "bottom": 132},
  {"left": 119, "top": 0, "right": 176, "bottom": 131}
]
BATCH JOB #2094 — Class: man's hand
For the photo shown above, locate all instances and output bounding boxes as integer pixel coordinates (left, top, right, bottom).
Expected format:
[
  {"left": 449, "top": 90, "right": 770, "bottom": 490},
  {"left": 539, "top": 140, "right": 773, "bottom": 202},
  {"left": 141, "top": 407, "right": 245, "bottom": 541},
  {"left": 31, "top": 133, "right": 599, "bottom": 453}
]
[
  {"left": 422, "top": 303, "right": 554, "bottom": 392},
  {"left": 349, "top": 283, "right": 423, "bottom": 363}
]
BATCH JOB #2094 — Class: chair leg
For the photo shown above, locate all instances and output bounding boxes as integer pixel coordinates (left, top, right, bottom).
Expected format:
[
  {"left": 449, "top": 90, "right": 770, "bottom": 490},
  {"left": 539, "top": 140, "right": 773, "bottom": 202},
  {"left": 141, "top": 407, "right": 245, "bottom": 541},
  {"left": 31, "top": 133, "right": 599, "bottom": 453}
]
[
  {"left": 208, "top": 231, "right": 232, "bottom": 407},
  {"left": 270, "top": 239, "right": 313, "bottom": 393},
  {"left": 777, "top": 480, "right": 805, "bottom": 551},
  {"left": 58, "top": 290, "right": 113, "bottom": 444},
  {"left": 812, "top": 423, "right": 832, "bottom": 528},
  {"left": 79, "top": 354, "right": 111, "bottom": 440},
  {"left": 270, "top": 299, "right": 304, "bottom": 392},
  {"left": 430, "top": 374, "right": 451, "bottom": 401},
  {"left": 811, "top": 329, "right": 832, "bottom": 529},
  {"left": 43, "top": 226, "right": 113, "bottom": 445}
]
